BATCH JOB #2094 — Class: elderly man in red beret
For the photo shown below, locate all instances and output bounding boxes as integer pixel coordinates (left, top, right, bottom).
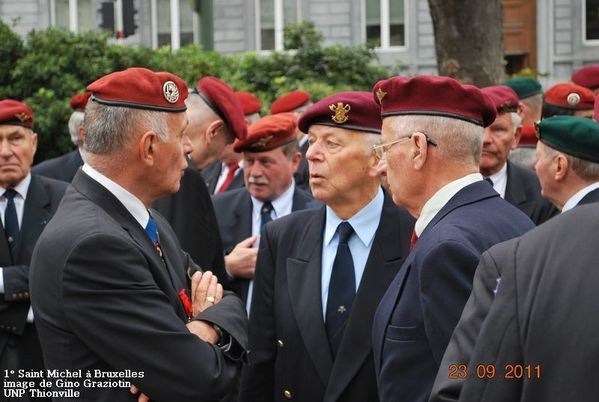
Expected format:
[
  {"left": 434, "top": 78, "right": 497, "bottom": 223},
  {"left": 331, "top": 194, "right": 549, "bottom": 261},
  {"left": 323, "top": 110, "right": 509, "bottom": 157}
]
[
  {"left": 479, "top": 85, "right": 558, "bottom": 224},
  {"left": 0, "top": 100, "right": 67, "bottom": 402},
  {"left": 212, "top": 113, "right": 314, "bottom": 313},
  {"left": 240, "top": 91, "right": 415, "bottom": 402},
  {"left": 542, "top": 82, "right": 596, "bottom": 119},
  {"left": 371, "top": 76, "right": 534, "bottom": 402},
  {"left": 32, "top": 91, "right": 91, "bottom": 183},
  {"left": 29, "top": 68, "right": 248, "bottom": 402}
]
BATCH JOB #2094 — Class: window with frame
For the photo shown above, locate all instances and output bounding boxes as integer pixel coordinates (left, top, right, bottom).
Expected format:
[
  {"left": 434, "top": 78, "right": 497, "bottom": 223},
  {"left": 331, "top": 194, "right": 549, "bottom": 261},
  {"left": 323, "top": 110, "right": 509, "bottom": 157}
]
[
  {"left": 53, "top": 0, "right": 94, "bottom": 32},
  {"left": 365, "top": 0, "right": 405, "bottom": 48},
  {"left": 585, "top": 0, "right": 599, "bottom": 41},
  {"left": 155, "top": 0, "right": 195, "bottom": 48},
  {"left": 257, "top": 0, "right": 301, "bottom": 51}
]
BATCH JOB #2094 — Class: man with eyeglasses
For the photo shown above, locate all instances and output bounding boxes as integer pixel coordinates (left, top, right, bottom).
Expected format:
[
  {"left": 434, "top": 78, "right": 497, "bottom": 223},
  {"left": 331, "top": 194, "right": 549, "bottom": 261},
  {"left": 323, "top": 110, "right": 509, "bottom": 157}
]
[
  {"left": 239, "top": 91, "right": 414, "bottom": 402},
  {"left": 370, "top": 75, "right": 535, "bottom": 402}
]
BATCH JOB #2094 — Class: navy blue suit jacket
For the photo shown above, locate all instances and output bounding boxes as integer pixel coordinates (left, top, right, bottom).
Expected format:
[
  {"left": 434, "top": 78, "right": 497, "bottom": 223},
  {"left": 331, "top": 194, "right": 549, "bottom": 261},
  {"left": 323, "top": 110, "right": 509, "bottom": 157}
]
[{"left": 372, "top": 181, "right": 534, "bottom": 402}]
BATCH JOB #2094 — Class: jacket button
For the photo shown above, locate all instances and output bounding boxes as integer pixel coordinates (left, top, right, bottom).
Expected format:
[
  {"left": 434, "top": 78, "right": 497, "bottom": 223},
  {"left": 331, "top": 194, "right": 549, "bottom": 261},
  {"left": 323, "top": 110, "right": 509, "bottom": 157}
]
[
  {"left": 283, "top": 390, "right": 292, "bottom": 399},
  {"left": 24, "top": 292, "right": 29, "bottom": 297},
  {"left": 277, "top": 340, "right": 284, "bottom": 348},
  {"left": 11, "top": 326, "right": 16, "bottom": 332}
]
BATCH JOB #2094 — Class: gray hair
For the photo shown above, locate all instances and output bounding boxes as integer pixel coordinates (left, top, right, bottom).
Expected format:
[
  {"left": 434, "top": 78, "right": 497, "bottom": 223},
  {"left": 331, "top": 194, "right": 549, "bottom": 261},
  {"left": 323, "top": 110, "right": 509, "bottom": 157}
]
[
  {"left": 543, "top": 143, "right": 599, "bottom": 181},
  {"left": 510, "top": 112, "right": 522, "bottom": 134},
  {"left": 68, "top": 111, "right": 84, "bottom": 146},
  {"left": 385, "top": 115, "right": 483, "bottom": 165},
  {"left": 84, "top": 101, "right": 169, "bottom": 155},
  {"left": 522, "top": 94, "right": 543, "bottom": 118}
]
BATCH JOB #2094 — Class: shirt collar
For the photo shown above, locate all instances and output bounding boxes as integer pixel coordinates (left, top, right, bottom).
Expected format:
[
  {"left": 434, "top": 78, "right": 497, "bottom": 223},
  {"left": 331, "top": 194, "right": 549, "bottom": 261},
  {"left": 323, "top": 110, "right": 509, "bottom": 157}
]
[
  {"left": 250, "top": 178, "right": 296, "bottom": 218},
  {"left": 82, "top": 163, "right": 149, "bottom": 229},
  {"left": 1, "top": 173, "right": 32, "bottom": 200},
  {"left": 415, "top": 173, "right": 483, "bottom": 236},
  {"left": 488, "top": 162, "right": 507, "bottom": 184},
  {"left": 324, "top": 186, "right": 384, "bottom": 248},
  {"left": 562, "top": 181, "right": 599, "bottom": 212}
]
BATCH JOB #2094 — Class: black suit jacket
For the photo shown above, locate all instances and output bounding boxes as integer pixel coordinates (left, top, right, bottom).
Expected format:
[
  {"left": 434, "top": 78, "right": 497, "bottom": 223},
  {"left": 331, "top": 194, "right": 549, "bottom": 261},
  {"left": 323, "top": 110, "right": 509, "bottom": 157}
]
[
  {"left": 212, "top": 186, "right": 315, "bottom": 301},
  {"left": 31, "top": 149, "right": 83, "bottom": 183},
  {"left": 578, "top": 187, "right": 599, "bottom": 205},
  {"left": 30, "top": 171, "right": 248, "bottom": 402},
  {"left": 239, "top": 191, "right": 415, "bottom": 402},
  {"left": 154, "top": 165, "right": 226, "bottom": 282},
  {"left": 201, "top": 161, "right": 245, "bottom": 194},
  {"left": 505, "top": 161, "right": 558, "bottom": 224},
  {"left": 459, "top": 204, "right": 599, "bottom": 402},
  {"left": 0, "top": 175, "right": 67, "bottom": 371}
]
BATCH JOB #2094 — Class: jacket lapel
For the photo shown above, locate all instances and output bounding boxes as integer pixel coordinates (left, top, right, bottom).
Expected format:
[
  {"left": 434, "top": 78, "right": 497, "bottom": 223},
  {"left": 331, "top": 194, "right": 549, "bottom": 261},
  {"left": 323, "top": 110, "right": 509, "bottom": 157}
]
[
  {"left": 286, "top": 206, "right": 333, "bottom": 385},
  {"left": 504, "top": 161, "right": 527, "bottom": 207}
]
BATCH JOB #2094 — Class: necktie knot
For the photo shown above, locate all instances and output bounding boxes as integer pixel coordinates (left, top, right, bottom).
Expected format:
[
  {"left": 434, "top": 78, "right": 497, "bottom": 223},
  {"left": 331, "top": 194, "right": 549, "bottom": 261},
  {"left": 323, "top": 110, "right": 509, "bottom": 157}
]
[
  {"left": 483, "top": 176, "right": 494, "bottom": 186},
  {"left": 261, "top": 201, "right": 274, "bottom": 215},
  {"left": 337, "top": 222, "right": 354, "bottom": 244},
  {"left": 145, "top": 216, "right": 159, "bottom": 244},
  {"left": 3, "top": 189, "right": 17, "bottom": 200}
]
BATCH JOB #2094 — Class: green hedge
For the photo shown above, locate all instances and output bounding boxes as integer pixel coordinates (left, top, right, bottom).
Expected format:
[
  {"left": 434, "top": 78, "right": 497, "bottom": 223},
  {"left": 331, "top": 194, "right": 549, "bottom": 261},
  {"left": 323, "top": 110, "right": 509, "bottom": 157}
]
[{"left": 0, "top": 20, "right": 389, "bottom": 162}]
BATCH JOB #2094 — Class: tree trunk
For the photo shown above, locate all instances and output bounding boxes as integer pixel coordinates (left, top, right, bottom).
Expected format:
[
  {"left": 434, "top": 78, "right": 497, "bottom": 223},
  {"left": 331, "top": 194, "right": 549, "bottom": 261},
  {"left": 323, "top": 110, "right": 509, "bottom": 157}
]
[{"left": 428, "top": 0, "right": 505, "bottom": 87}]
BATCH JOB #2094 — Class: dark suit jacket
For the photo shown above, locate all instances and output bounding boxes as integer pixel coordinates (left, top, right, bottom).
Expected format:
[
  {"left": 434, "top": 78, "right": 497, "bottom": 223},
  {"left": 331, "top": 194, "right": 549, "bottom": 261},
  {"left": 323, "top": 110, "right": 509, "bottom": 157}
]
[
  {"left": 30, "top": 171, "right": 248, "bottom": 402},
  {"left": 0, "top": 175, "right": 67, "bottom": 371},
  {"left": 154, "top": 165, "right": 226, "bottom": 282},
  {"left": 201, "top": 160, "right": 245, "bottom": 194},
  {"left": 212, "top": 186, "right": 315, "bottom": 301},
  {"left": 372, "top": 181, "right": 534, "bottom": 402},
  {"left": 505, "top": 161, "right": 558, "bottom": 225},
  {"left": 459, "top": 204, "right": 599, "bottom": 402},
  {"left": 31, "top": 149, "right": 83, "bottom": 183},
  {"left": 429, "top": 185, "right": 599, "bottom": 402},
  {"left": 294, "top": 140, "right": 310, "bottom": 192},
  {"left": 239, "top": 191, "right": 415, "bottom": 402}
]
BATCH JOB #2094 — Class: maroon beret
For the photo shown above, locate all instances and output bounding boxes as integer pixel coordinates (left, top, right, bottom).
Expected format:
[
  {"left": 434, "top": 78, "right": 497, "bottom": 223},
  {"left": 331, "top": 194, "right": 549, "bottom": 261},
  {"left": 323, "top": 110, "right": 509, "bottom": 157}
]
[
  {"left": 194, "top": 77, "right": 247, "bottom": 140},
  {"left": 87, "top": 67, "right": 188, "bottom": 112},
  {"left": 544, "top": 83, "right": 595, "bottom": 110},
  {"left": 233, "top": 113, "right": 297, "bottom": 153},
  {"left": 595, "top": 95, "right": 598, "bottom": 123},
  {"left": 519, "top": 124, "right": 538, "bottom": 146},
  {"left": 373, "top": 75, "right": 497, "bottom": 127},
  {"left": 271, "top": 91, "right": 311, "bottom": 114},
  {"left": 0, "top": 99, "right": 34, "bottom": 128},
  {"left": 70, "top": 91, "right": 92, "bottom": 111},
  {"left": 571, "top": 65, "right": 599, "bottom": 90},
  {"left": 481, "top": 85, "right": 519, "bottom": 114},
  {"left": 298, "top": 91, "right": 381, "bottom": 134},
  {"left": 235, "top": 91, "right": 262, "bottom": 115}
]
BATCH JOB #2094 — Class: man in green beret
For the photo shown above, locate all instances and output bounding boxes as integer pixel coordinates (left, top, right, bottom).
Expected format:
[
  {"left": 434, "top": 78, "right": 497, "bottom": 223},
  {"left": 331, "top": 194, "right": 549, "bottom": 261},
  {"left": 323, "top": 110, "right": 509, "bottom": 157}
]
[
  {"left": 534, "top": 116, "right": 599, "bottom": 210},
  {"left": 503, "top": 77, "right": 543, "bottom": 126}
]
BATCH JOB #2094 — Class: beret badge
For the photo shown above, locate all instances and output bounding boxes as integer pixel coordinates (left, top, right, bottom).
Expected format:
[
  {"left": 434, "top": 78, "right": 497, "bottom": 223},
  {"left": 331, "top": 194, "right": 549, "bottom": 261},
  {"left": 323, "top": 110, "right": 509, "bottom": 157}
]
[
  {"left": 163, "top": 81, "right": 180, "bottom": 104},
  {"left": 250, "top": 135, "right": 273, "bottom": 149},
  {"left": 15, "top": 112, "right": 32, "bottom": 123},
  {"left": 567, "top": 92, "right": 581, "bottom": 106},
  {"left": 329, "top": 102, "right": 351, "bottom": 124},
  {"left": 376, "top": 88, "right": 387, "bottom": 104}
]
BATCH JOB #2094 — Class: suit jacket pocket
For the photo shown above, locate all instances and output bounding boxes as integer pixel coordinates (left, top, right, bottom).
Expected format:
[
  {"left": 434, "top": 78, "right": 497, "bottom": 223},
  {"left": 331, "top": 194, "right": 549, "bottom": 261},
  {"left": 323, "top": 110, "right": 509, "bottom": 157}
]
[{"left": 385, "top": 324, "right": 425, "bottom": 342}]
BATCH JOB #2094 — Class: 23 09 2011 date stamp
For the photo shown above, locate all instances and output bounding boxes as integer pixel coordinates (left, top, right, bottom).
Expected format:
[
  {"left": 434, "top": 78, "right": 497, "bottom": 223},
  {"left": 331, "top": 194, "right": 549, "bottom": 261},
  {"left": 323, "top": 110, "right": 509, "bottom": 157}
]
[{"left": 448, "top": 364, "right": 541, "bottom": 380}]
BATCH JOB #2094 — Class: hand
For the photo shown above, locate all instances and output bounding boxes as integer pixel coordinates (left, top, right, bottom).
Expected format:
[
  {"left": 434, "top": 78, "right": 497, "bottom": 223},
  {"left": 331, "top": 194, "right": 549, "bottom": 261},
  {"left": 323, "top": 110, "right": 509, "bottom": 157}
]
[
  {"left": 190, "top": 270, "right": 223, "bottom": 316},
  {"left": 224, "top": 235, "right": 258, "bottom": 279},
  {"left": 186, "top": 320, "right": 219, "bottom": 344},
  {"left": 130, "top": 385, "right": 150, "bottom": 402}
]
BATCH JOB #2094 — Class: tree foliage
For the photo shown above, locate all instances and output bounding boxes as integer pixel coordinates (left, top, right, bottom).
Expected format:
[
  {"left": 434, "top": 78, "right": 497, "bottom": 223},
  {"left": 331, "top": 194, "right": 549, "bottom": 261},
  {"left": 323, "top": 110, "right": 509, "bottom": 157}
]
[{"left": 0, "top": 20, "right": 388, "bottom": 162}]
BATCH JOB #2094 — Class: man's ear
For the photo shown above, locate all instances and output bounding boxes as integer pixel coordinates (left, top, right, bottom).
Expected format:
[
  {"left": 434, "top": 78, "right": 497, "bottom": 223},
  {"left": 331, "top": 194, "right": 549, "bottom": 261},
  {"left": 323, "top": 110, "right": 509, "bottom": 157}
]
[
  {"left": 205, "top": 120, "right": 225, "bottom": 145},
  {"left": 139, "top": 131, "right": 158, "bottom": 166},
  {"left": 412, "top": 132, "right": 429, "bottom": 170},
  {"left": 512, "top": 125, "right": 522, "bottom": 150},
  {"left": 554, "top": 154, "right": 569, "bottom": 181}
]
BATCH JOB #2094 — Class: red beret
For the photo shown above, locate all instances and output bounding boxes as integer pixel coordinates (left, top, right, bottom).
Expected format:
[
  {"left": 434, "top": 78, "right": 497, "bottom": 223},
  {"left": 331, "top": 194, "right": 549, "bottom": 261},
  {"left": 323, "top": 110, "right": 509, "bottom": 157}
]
[
  {"left": 233, "top": 113, "right": 297, "bottom": 153},
  {"left": 481, "top": 85, "right": 519, "bottom": 114},
  {"left": 373, "top": 75, "right": 497, "bottom": 127},
  {"left": 572, "top": 65, "right": 599, "bottom": 90},
  {"left": 195, "top": 77, "right": 247, "bottom": 140},
  {"left": 88, "top": 67, "right": 188, "bottom": 112},
  {"left": 518, "top": 124, "right": 538, "bottom": 145},
  {"left": 70, "top": 91, "right": 92, "bottom": 111},
  {"left": 298, "top": 91, "right": 381, "bottom": 134},
  {"left": 271, "top": 91, "right": 311, "bottom": 114},
  {"left": 595, "top": 95, "right": 598, "bottom": 122},
  {"left": 235, "top": 91, "right": 262, "bottom": 115},
  {"left": 544, "top": 82, "right": 594, "bottom": 110},
  {"left": 0, "top": 99, "right": 34, "bottom": 128}
]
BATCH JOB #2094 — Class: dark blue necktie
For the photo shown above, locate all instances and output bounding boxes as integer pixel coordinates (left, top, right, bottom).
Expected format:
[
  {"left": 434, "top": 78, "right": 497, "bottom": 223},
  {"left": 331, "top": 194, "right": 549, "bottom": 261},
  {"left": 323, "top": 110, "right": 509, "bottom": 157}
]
[
  {"left": 145, "top": 214, "right": 164, "bottom": 259},
  {"left": 3, "top": 189, "right": 20, "bottom": 255},
  {"left": 325, "top": 221, "right": 355, "bottom": 358},
  {"left": 260, "top": 201, "right": 274, "bottom": 231},
  {"left": 484, "top": 177, "right": 494, "bottom": 186}
]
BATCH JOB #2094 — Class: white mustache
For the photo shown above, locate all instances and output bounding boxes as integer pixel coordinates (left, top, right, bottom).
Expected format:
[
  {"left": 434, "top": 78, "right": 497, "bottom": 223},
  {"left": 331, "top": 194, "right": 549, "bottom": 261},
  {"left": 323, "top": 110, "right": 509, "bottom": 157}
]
[{"left": 248, "top": 177, "right": 269, "bottom": 185}]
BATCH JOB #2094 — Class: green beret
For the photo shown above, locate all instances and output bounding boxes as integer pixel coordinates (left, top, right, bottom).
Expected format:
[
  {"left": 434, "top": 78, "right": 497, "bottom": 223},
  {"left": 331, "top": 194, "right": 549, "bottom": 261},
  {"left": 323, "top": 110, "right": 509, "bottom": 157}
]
[
  {"left": 502, "top": 77, "right": 543, "bottom": 100},
  {"left": 536, "top": 116, "right": 599, "bottom": 163}
]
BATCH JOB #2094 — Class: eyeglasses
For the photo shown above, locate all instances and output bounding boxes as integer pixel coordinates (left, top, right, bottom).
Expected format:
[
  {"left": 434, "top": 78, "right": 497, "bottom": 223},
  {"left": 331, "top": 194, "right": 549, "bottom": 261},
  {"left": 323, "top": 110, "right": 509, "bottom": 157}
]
[{"left": 372, "top": 131, "right": 437, "bottom": 160}]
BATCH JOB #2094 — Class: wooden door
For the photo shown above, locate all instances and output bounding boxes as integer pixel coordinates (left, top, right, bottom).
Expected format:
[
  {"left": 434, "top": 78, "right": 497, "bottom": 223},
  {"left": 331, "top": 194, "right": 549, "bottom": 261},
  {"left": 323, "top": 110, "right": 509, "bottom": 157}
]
[{"left": 503, "top": 0, "right": 537, "bottom": 74}]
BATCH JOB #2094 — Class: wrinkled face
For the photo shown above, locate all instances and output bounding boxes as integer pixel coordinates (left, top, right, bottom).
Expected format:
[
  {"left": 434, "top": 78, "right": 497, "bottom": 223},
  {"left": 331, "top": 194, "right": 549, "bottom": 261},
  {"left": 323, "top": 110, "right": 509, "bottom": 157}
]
[
  {"left": 243, "top": 146, "right": 299, "bottom": 202},
  {"left": 480, "top": 112, "right": 517, "bottom": 176},
  {"left": 533, "top": 141, "right": 559, "bottom": 207},
  {"left": 306, "top": 125, "right": 375, "bottom": 207},
  {"left": 153, "top": 112, "right": 192, "bottom": 195},
  {"left": 0, "top": 125, "right": 37, "bottom": 188}
]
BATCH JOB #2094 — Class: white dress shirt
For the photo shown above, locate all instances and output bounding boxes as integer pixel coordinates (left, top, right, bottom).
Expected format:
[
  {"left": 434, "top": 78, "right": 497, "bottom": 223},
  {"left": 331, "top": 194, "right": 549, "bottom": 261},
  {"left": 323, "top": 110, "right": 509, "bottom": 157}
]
[
  {"left": 487, "top": 163, "right": 508, "bottom": 199},
  {"left": 561, "top": 181, "right": 599, "bottom": 213}
]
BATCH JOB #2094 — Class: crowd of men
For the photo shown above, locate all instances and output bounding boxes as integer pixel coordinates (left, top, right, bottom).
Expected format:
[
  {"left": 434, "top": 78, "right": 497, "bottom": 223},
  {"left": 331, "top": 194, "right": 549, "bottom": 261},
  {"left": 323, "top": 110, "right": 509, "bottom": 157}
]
[{"left": 0, "top": 63, "right": 598, "bottom": 402}]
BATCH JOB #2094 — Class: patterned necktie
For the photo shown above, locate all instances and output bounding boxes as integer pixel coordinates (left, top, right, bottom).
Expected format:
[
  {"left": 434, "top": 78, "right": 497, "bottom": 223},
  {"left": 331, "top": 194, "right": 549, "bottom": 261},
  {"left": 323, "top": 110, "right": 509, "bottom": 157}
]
[
  {"left": 217, "top": 163, "right": 239, "bottom": 194},
  {"left": 3, "top": 189, "right": 20, "bottom": 255},
  {"left": 260, "top": 201, "right": 274, "bottom": 232},
  {"left": 409, "top": 229, "right": 418, "bottom": 251},
  {"left": 145, "top": 215, "right": 163, "bottom": 259},
  {"left": 325, "top": 221, "right": 355, "bottom": 358}
]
